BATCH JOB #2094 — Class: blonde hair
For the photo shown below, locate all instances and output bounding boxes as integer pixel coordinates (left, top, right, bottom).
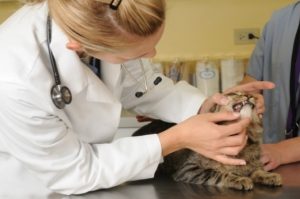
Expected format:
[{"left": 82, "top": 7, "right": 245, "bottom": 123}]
[
  {"left": 20, "top": 0, "right": 44, "bottom": 4},
  {"left": 23, "top": 0, "right": 165, "bottom": 54}
]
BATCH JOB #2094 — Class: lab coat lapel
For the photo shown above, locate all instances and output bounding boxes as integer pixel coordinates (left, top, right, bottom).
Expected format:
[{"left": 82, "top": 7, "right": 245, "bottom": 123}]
[
  {"left": 85, "top": 70, "right": 120, "bottom": 104},
  {"left": 49, "top": 20, "right": 120, "bottom": 104},
  {"left": 49, "top": 20, "right": 122, "bottom": 143}
]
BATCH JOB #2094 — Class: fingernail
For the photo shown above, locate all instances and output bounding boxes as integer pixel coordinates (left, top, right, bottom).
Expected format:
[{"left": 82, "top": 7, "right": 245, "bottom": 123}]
[
  {"left": 240, "top": 160, "right": 246, "bottom": 165},
  {"left": 233, "top": 112, "right": 240, "bottom": 117}
]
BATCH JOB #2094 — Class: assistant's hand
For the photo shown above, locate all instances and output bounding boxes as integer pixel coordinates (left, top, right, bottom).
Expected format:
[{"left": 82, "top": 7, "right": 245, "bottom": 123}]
[
  {"left": 224, "top": 81, "right": 275, "bottom": 114},
  {"left": 200, "top": 81, "right": 275, "bottom": 114},
  {"left": 260, "top": 144, "right": 282, "bottom": 171},
  {"left": 159, "top": 111, "right": 250, "bottom": 166},
  {"left": 224, "top": 81, "right": 275, "bottom": 94}
]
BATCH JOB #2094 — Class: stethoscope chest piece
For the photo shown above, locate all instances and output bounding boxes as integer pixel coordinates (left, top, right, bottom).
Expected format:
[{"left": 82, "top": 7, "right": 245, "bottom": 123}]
[{"left": 51, "top": 85, "right": 72, "bottom": 109}]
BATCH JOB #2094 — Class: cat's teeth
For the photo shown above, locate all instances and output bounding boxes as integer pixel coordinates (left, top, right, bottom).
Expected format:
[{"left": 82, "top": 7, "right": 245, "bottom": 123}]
[{"left": 240, "top": 105, "right": 253, "bottom": 119}]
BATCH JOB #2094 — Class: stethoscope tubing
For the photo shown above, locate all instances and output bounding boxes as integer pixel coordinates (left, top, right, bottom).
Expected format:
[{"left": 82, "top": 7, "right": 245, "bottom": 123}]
[
  {"left": 46, "top": 15, "right": 162, "bottom": 108},
  {"left": 47, "top": 15, "right": 72, "bottom": 109},
  {"left": 46, "top": 15, "right": 61, "bottom": 85}
]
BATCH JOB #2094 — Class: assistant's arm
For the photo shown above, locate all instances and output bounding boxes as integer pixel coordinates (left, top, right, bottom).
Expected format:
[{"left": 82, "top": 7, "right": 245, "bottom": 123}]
[{"left": 261, "top": 137, "right": 300, "bottom": 171}]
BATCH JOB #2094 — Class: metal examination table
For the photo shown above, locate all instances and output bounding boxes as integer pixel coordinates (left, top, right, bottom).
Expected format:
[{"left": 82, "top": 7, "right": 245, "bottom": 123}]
[{"left": 70, "top": 162, "right": 300, "bottom": 199}]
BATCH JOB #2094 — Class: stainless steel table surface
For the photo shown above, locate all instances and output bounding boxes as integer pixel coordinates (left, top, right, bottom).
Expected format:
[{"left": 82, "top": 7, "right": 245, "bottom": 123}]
[{"left": 68, "top": 162, "right": 300, "bottom": 199}]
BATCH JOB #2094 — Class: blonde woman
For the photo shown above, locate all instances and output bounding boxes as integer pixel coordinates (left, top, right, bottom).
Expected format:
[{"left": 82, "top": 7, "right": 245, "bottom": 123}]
[{"left": 0, "top": 0, "right": 273, "bottom": 196}]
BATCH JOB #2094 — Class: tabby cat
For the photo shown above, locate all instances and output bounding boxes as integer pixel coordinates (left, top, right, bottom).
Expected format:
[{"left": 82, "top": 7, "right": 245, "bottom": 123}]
[{"left": 133, "top": 92, "right": 282, "bottom": 190}]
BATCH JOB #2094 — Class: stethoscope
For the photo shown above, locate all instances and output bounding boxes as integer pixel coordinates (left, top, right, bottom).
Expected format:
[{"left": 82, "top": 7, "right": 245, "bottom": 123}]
[
  {"left": 47, "top": 16, "right": 72, "bottom": 109},
  {"left": 122, "top": 60, "right": 149, "bottom": 98},
  {"left": 121, "top": 60, "right": 163, "bottom": 98},
  {"left": 46, "top": 16, "right": 163, "bottom": 109}
]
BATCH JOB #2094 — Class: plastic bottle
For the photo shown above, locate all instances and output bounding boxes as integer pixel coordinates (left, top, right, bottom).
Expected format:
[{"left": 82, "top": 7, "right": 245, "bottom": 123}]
[{"left": 195, "top": 60, "right": 220, "bottom": 97}]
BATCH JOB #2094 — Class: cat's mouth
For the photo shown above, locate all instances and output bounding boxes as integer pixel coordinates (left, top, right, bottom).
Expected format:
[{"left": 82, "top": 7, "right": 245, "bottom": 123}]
[{"left": 232, "top": 100, "right": 255, "bottom": 113}]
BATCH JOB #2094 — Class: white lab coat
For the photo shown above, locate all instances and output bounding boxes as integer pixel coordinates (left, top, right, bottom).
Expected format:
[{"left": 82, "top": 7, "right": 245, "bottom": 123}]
[{"left": 0, "top": 2, "right": 205, "bottom": 197}]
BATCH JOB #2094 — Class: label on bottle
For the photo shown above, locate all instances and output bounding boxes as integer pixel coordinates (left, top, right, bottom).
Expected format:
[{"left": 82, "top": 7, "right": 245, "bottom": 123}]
[{"left": 199, "top": 68, "right": 216, "bottom": 79}]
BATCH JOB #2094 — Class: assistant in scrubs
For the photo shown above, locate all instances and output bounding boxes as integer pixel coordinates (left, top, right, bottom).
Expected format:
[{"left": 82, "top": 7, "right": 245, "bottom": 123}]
[{"left": 242, "top": 1, "right": 300, "bottom": 171}]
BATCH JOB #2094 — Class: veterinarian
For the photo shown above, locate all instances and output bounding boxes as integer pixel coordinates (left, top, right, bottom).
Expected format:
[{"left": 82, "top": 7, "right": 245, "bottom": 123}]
[
  {"left": 241, "top": 1, "right": 300, "bottom": 171},
  {"left": 0, "top": 0, "right": 274, "bottom": 196}
]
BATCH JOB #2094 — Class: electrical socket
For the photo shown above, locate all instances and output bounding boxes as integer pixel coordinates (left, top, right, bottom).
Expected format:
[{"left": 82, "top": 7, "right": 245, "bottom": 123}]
[{"left": 234, "top": 28, "right": 260, "bottom": 45}]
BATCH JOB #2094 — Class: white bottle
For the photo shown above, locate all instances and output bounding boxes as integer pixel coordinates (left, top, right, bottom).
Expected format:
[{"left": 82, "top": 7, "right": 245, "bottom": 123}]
[
  {"left": 195, "top": 60, "right": 220, "bottom": 97},
  {"left": 168, "top": 59, "right": 181, "bottom": 83},
  {"left": 221, "top": 58, "right": 245, "bottom": 92}
]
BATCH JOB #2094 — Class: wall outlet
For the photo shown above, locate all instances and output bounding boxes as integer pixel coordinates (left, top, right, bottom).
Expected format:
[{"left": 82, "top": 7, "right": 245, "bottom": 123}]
[{"left": 234, "top": 28, "right": 260, "bottom": 45}]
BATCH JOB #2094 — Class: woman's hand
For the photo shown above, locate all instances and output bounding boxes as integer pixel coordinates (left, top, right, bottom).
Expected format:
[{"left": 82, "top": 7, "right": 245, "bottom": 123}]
[
  {"left": 159, "top": 111, "right": 250, "bottom": 165},
  {"left": 260, "top": 144, "right": 282, "bottom": 171},
  {"left": 199, "top": 93, "right": 229, "bottom": 114}
]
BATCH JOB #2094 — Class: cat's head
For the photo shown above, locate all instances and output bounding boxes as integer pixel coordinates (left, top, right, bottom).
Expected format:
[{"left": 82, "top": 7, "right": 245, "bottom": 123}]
[{"left": 211, "top": 92, "right": 263, "bottom": 142}]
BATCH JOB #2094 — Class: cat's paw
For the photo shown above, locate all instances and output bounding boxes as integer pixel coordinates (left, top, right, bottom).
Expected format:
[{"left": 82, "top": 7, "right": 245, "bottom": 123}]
[
  {"left": 262, "top": 173, "right": 282, "bottom": 186},
  {"left": 251, "top": 170, "right": 282, "bottom": 186},
  {"left": 227, "top": 176, "right": 254, "bottom": 191}
]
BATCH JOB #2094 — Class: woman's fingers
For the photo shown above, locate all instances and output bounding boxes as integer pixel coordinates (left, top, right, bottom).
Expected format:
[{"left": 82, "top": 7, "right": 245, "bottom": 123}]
[
  {"left": 219, "top": 145, "right": 246, "bottom": 156},
  {"left": 219, "top": 132, "right": 248, "bottom": 150},
  {"left": 180, "top": 112, "right": 252, "bottom": 166},
  {"left": 224, "top": 81, "right": 275, "bottom": 94},
  {"left": 218, "top": 117, "right": 251, "bottom": 137},
  {"left": 204, "top": 111, "right": 241, "bottom": 123},
  {"left": 201, "top": 112, "right": 250, "bottom": 139},
  {"left": 213, "top": 154, "right": 246, "bottom": 166},
  {"left": 199, "top": 93, "right": 228, "bottom": 113},
  {"left": 210, "top": 133, "right": 248, "bottom": 165},
  {"left": 211, "top": 93, "right": 229, "bottom": 105}
]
